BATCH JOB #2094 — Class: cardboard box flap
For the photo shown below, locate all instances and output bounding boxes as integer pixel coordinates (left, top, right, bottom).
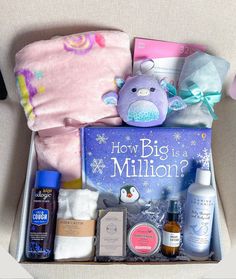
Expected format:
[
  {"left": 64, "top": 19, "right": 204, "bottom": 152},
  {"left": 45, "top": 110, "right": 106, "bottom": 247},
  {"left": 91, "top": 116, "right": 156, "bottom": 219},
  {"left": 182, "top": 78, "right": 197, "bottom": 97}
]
[{"left": 0, "top": 246, "right": 32, "bottom": 279}]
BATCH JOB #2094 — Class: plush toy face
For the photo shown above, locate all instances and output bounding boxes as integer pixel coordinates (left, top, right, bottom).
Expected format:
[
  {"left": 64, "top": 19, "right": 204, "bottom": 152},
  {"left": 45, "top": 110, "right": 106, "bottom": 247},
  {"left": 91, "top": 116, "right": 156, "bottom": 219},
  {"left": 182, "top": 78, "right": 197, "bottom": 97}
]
[
  {"left": 102, "top": 75, "right": 186, "bottom": 127},
  {"left": 117, "top": 75, "right": 168, "bottom": 127}
]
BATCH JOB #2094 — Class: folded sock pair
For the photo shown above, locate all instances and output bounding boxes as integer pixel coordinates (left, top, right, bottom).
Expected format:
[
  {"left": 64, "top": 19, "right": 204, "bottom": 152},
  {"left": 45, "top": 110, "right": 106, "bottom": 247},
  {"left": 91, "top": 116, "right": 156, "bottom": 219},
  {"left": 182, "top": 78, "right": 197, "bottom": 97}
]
[{"left": 54, "top": 189, "right": 99, "bottom": 260}]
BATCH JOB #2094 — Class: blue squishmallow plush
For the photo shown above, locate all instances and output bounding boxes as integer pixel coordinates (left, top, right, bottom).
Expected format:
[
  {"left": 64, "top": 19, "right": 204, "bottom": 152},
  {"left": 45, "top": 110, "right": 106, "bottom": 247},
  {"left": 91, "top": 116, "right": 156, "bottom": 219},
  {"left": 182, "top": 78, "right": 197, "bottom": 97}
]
[{"left": 102, "top": 75, "right": 186, "bottom": 127}]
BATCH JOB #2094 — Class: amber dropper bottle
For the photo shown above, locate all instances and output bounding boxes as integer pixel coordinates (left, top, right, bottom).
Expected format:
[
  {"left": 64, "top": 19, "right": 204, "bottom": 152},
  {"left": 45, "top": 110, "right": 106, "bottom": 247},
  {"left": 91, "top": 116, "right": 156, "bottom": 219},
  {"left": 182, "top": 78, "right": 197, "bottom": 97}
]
[{"left": 161, "top": 200, "right": 181, "bottom": 257}]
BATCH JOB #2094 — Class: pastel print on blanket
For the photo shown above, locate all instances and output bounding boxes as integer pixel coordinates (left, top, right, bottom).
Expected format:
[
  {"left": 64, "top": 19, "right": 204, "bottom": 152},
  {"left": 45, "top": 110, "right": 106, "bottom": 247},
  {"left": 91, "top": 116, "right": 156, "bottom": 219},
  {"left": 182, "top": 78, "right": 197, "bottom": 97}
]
[
  {"left": 63, "top": 32, "right": 105, "bottom": 55},
  {"left": 15, "top": 31, "right": 132, "bottom": 131},
  {"left": 15, "top": 69, "right": 45, "bottom": 121}
]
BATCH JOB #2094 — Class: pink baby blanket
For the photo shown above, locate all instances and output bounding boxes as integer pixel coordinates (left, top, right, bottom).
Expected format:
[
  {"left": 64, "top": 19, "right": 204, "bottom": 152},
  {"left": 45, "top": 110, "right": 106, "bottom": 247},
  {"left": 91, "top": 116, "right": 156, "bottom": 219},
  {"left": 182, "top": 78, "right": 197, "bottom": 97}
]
[
  {"left": 35, "top": 128, "right": 82, "bottom": 189},
  {"left": 15, "top": 30, "right": 131, "bottom": 189},
  {"left": 15, "top": 30, "right": 131, "bottom": 131}
]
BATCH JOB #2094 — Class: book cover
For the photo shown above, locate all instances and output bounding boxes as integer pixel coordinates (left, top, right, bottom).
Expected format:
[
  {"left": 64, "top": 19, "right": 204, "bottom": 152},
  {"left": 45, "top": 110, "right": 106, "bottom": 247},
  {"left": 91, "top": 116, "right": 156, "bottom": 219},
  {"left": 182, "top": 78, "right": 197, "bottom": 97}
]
[{"left": 82, "top": 127, "right": 211, "bottom": 209}]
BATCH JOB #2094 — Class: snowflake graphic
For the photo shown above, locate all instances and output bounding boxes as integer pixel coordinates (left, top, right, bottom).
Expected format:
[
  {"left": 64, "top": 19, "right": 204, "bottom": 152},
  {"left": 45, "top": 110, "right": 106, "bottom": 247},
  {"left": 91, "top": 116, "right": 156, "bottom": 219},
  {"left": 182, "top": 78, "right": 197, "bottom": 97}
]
[
  {"left": 107, "top": 187, "right": 113, "bottom": 193},
  {"left": 125, "top": 135, "right": 131, "bottom": 141},
  {"left": 87, "top": 151, "right": 93, "bottom": 156},
  {"left": 173, "top": 132, "right": 181, "bottom": 141},
  {"left": 191, "top": 140, "right": 196, "bottom": 146},
  {"left": 145, "top": 188, "right": 152, "bottom": 194},
  {"left": 90, "top": 158, "right": 106, "bottom": 174},
  {"left": 96, "top": 133, "right": 108, "bottom": 144},
  {"left": 161, "top": 186, "right": 172, "bottom": 199},
  {"left": 143, "top": 181, "right": 149, "bottom": 187},
  {"left": 197, "top": 148, "right": 211, "bottom": 169}
]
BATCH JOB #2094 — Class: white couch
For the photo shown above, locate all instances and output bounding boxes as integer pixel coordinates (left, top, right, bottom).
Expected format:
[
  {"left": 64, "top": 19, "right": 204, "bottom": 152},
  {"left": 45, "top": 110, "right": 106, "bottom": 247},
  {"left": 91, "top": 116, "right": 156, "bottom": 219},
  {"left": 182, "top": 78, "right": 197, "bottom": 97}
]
[{"left": 0, "top": 0, "right": 235, "bottom": 278}]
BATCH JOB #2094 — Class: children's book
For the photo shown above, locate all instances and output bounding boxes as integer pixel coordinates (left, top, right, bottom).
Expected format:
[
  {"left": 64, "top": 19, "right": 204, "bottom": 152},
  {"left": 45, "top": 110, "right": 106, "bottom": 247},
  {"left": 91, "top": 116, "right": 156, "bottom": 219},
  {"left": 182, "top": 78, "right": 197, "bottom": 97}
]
[{"left": 82, "top": 127, "right": 211, "bottom": 209}]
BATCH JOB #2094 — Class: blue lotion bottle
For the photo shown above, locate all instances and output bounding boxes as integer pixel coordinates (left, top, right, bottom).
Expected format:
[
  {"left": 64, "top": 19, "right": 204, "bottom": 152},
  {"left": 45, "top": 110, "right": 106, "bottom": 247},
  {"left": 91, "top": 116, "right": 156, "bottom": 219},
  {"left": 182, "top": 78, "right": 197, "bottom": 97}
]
[
  {"left": 25, "top": 170, "right": 61, "bottom": 260},
  {"left": 183, "top": 168, "right": 216, "bottom": 260}
]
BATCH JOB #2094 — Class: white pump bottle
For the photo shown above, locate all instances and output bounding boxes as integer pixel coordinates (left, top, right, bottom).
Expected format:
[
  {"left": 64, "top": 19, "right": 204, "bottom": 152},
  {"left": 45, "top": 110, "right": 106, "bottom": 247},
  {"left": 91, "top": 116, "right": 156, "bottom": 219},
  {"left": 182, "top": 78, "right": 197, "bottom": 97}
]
[{"left": 183, "top": 168, "right": 216, "bottom": 260}]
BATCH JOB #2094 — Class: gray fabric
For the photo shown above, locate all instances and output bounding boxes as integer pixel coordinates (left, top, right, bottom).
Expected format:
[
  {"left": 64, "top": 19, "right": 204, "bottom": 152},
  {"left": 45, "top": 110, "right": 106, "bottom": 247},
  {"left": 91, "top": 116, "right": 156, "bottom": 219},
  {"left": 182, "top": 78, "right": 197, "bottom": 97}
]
[
  {"left": 165, "top": 52, "right": 229, "bottom": 128},
  {"left": 164, "top": 102, "right": 213, "bottom": 128},
  {"left": 179, "top": 52, "right": 230, "bottom": 92}
]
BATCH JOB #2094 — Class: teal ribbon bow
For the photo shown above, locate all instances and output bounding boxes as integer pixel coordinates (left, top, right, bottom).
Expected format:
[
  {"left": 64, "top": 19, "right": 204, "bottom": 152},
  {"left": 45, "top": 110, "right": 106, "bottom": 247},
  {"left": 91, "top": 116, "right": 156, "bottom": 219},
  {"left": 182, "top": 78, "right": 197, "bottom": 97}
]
[{"left": 179, "top": 83, "right": 222, "bottom": 120}]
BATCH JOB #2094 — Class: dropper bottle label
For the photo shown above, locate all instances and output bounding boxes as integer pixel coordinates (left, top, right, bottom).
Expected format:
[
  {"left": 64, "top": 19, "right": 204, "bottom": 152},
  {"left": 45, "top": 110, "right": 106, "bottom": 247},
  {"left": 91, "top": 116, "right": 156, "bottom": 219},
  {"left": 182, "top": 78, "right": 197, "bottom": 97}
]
[{"left": 162, "top": 231, "right": 180, "bottom": 247}]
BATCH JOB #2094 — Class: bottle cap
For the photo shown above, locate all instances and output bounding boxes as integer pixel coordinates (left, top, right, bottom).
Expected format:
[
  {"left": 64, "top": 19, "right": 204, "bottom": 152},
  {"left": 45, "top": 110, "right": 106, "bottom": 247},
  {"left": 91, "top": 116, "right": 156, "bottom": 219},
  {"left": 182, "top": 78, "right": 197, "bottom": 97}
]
[
  {"left": 195, "top": 168, "right": 211, "bottom": 186},
  {"left": 167, "top": 199, "right": 179, "bottom": 221},
  {"left": 168, "top": 200, "right": 179, "bottom": 214},
  {"left": 35, "top": 170, "right": 61, "bottom": 190}
]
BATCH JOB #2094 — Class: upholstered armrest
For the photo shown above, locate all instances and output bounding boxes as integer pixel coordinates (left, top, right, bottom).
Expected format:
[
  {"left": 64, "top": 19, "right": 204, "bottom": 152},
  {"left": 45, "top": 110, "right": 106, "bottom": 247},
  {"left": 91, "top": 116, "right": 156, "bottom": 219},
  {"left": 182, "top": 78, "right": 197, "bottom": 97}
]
[{"left": 214, "top": 97, "right": 236, "bottom": 247}]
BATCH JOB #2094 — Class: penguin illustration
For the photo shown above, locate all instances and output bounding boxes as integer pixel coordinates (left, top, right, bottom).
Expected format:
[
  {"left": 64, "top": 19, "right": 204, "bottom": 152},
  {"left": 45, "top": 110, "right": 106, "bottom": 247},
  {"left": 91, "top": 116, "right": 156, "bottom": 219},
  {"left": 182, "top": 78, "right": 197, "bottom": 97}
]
[
  {"left": 103, "top": 185, "right": 149, "bottom": 214},
  {"left": 119, "top": 185, "right": 140, "bottom": 204}
]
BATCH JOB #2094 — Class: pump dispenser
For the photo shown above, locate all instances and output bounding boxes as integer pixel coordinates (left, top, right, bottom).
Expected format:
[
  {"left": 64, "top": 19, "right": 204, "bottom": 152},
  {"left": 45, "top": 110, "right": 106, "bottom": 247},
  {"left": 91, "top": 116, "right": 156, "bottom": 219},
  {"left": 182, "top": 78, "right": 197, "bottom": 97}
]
[{"left": 183, "top": 168, "right": 216, "bottom": 260}]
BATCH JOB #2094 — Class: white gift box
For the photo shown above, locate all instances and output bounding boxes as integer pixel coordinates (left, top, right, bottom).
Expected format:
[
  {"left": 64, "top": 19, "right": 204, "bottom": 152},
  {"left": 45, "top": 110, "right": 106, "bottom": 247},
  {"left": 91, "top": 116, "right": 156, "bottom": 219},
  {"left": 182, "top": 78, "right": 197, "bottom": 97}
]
[{"left": 14, "top": 132, "right": 223, "bottom": 263}]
